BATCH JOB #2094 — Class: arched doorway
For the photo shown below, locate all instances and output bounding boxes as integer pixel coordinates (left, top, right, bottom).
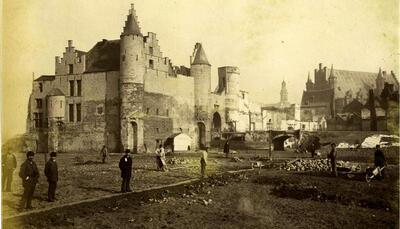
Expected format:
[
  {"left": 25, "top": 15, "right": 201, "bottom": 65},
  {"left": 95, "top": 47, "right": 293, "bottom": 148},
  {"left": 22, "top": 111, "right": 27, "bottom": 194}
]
[
  {"left": 197, "top": 122, "right": 206, "bottom": 149},
  {"left": 131, "top": 122, "right": 138, "bottom": 153},
  {"left": 212, "top": 112, "right": 222, "bottom": 132}
]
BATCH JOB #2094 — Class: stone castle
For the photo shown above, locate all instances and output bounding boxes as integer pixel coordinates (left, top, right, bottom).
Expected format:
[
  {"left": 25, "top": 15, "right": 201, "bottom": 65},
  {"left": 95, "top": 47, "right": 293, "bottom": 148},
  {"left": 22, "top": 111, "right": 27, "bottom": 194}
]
[{"left": 26, "top": 4, "right": 263, "bottom": 153}]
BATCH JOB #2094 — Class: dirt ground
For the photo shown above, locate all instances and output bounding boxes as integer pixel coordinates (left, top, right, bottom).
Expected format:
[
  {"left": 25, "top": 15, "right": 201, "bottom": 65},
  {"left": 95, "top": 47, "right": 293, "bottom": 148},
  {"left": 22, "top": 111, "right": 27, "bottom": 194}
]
[{"left": 2, "top": 148, "right": 399, "bottom": 228}]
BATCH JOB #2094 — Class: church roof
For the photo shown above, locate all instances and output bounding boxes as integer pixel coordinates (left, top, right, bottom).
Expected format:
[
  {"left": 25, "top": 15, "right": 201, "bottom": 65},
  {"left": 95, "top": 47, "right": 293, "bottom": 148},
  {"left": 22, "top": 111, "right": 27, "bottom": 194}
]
[
  {"left": 47, "top": 88, "right": 64, "bottom": 96},
  {"left": 85, "top": 39, "right": 120, "bottom": 73},
  {"left": 192, "top": 44, "right": 210, "bottom": 65},
  {"left": 332, "top": 69, "right": 398, "bottom": 102},
  {"left": 121, "top": 4, "right": 142, "bottom": 36}
]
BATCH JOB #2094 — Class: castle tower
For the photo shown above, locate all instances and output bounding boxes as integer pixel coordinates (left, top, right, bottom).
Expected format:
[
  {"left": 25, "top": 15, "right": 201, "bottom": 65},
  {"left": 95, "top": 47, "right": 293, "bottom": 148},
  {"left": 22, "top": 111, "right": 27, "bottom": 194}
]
[
  {"left": 119, "top": 4, "right": 145, "bottom": 153},
  {"left": 328, "top": 64, "right": 337, "bottom": 89},
  {"left": 191, "top": 43, "right": 211, "bottom": 148},
  {"left": 280, "top": 80, "right": 288, "bottom": 104},
  {"left": 375, "top": 67, "right": 385, "bottom": 96},
  {"left": 306, "top": 72, "right": 313, "bottom": 91},
  {"left": 219, "top": 66, "right": 240, "bottom": 131}
]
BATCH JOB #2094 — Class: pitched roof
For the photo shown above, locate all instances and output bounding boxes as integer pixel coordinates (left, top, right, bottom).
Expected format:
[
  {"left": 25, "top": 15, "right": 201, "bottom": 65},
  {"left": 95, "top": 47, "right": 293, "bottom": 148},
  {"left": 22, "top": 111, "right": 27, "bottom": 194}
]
[
  {"left": 192, "top": 43, "right": 210, "bottom": 65},
  {"left": 47, "top": 88, "right": 64, "bottom": 96},
  {"left": 332, "top": 69, "right": 398, "bottom": 103},
  {"left": 34, "top": 75, "right": 55, "bottom": 81},
  {"left": 85, "top": 39, "right": 120, "bottom": 73}
]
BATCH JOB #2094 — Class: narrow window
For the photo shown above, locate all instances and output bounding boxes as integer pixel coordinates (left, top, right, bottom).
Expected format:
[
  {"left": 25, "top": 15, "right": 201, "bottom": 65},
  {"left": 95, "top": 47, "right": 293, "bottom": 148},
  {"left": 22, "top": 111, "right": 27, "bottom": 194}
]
[
  {"left": 122, "top": 55, "right": 126, "bottom": 62},
  {"left": 156, "top": 128, "right": 159, "bottom": 133},
  {"left": 69, "top": 80, "right": 75, "bottom": 96},
  {"left": 69, "top": 64, "right": 74, "bottom": 74},
  {"left": 38, "top": 113, "right": 43, "bottom": 127},
  {"left": 39, "top": 83, "right": 43, "bottom": 92},
  {"left": 146, "top": 108, "right": 150, "bottom": 114},
  {"left": 34, "top": 113, "right": 39, "bottom": 128},
  {"left": 69, "top": 104, "right": 74, "bottom": 122},
  {"left": 76, "top": 103, "right": 81, "bottom": 122},
  {"left": 136, "top": 55, "right": 138, "bottom": 61},
  {"left": 60, "top": 101, "right": 62, "bottom": 108},
  {"left": 166, "top": 109, "right": 169, "bottom": 117},
  {"left": 149, "top": 60, "right": 154, "bottom": 69},
  {"left": 149, "top": 47, "right": 153, "bottom": 55},
  {"left": 35, "top": 99, "right": 43, "bottom": 108},
  {"left": 156, "top": 108, "right": 159, "bottom": 115},
  {"left": 77, "top": 80, "right": 82, "bottom": 96}
]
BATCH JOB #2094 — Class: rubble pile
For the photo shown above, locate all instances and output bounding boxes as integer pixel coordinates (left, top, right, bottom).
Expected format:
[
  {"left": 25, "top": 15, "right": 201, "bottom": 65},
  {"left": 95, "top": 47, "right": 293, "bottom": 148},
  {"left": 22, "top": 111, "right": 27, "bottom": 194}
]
[
  {"left": 280, "top": 159, "right": 361, "bottom": 172},
  {"left": 167, "top": 157, "right": 189, "bottom": 165}
]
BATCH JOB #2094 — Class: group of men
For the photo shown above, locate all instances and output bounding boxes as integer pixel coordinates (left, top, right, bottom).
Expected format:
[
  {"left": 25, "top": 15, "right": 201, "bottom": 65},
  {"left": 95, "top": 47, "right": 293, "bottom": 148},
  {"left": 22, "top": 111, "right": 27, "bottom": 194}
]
[{"left": 1, "top": 151, "right": 59, "bottom": 210}]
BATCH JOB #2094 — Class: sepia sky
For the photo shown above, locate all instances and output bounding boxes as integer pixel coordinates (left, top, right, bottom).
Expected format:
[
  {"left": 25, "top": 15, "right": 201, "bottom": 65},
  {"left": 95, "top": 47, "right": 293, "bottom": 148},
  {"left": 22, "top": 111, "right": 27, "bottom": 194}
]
[{"left": 2, "top": 0, "right": 399, "bottom": 142}]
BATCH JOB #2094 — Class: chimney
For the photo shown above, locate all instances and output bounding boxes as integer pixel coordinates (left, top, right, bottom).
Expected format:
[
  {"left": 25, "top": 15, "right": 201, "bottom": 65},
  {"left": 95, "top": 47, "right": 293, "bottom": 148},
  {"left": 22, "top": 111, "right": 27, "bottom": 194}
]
[
  {"left": 68, "top": 40, "right": 73, "bottom": 47},
  {"left": 319, "top": 63, "right": 322, "bottom": 70}
]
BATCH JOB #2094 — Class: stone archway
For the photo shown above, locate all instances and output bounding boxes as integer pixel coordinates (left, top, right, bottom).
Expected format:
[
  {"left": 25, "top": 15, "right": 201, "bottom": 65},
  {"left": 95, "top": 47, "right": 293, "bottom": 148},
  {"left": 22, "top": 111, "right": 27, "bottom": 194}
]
[{"left": 212, "top": 112, "right": 222, "bottom": 131}]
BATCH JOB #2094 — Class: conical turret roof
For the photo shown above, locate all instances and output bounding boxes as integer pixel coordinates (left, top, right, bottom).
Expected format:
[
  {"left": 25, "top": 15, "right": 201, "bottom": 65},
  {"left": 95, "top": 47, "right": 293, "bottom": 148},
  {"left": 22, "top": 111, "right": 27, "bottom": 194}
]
[
  {"left": 121, "top": 4, "right": 142, "bottom": 36},
  {"left": 192, "top": 43, "right": 210, "bottom": 65}
]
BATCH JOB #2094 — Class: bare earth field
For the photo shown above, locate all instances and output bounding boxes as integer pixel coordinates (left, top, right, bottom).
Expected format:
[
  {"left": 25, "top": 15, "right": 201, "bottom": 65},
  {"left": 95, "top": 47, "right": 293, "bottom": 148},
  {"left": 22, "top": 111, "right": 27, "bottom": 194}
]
[{"left": 2, "top": 147, "right": 399, "bottom": 229}]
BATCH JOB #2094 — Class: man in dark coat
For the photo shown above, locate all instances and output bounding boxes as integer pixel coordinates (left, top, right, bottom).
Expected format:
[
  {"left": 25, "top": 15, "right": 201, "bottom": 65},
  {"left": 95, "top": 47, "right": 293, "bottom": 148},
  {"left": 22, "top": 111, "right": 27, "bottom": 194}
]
[
  {"left": 44, "top": 152, "right": 58, "bottom": 202},
  {"left": 119, "top": 149, "right": 133, "bottom": 193},
  {"left": 374, "top": 144, "right": 386, "bottom": 180},
  {"left": 328, "top": 143, "right": 337, "bottom": 177},
  {"left": 2, "top": 151, "right": 17, "bottom": 192},
  {"left": 224, "top": 140, "right": 230, "bottom": 158},
  {"left": 19, "top": 151, "right": 39, "bottom": 209}
]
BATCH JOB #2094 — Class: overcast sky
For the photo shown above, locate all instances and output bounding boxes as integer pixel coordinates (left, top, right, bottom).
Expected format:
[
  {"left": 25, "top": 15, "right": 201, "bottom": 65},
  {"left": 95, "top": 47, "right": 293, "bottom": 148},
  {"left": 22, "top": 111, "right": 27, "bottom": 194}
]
[{"left": 2, "top": 0, "right": 399, "bottom": 142}]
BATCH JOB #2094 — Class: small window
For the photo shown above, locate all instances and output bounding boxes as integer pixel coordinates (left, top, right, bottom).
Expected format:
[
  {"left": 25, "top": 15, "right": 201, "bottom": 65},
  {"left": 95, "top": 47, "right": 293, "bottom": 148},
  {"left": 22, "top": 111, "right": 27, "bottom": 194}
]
[
  {"left": 69, "top": 80, "right": 75, "bottom": 96},
  {"left": 149, "top": 47, "right": 153, "bottom": 55},
  {"left": 122, "top": 55, "right": 126, "bottom": 62},
  {"left": 149, "top": 60, "right": 154, "bottom": 69},
  {"left": 97, "top": 106, "right": 103, "bottom": 115},
  {"left": 69, "top": 104, "right": 74, "bottom": 122},
  {"left": 136, "top": 55, "right": 138, "bottom": 61},
  {"left": 156, "top": 108, "right": 159, "bottom": 115},
  {"left": 76, "top": 103, "right": 81, "bottom": 122},
  {"left": 146, "top": 108, "right": 150, "bottom": 114},
  {"left": 69, "top": 64, "right": 73, "bottom": 74},
  {"left": 156, "top": 128, "right": 159, "bottom": 133},
  {"left": 39, "top": 83, "right": 43, "bottom": 92},
  {"left": 166, "top": 109, "right": 169, "bottom": 117},
  {"left": 77, "top": 80, "right": 82, "bottom": 96},
  {"left": 35, "top": 99, "right": 43, "bottom": 108}
]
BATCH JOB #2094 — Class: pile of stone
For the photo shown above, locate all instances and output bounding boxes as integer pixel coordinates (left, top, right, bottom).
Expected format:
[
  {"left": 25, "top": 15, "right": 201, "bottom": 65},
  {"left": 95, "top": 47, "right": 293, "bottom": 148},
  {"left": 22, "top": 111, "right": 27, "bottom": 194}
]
[
  {"left": 167, "top": 157, "right": 189, "bottom": 165},
  {"left": 280, "top": 159, "right": 361, "bottom": 172}
]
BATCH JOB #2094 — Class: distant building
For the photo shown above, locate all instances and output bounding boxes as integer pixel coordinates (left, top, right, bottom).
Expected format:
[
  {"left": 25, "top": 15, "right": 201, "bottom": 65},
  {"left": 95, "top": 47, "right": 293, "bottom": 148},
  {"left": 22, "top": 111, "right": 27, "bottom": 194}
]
[
  {"left": 261, "top": 81, "right": 302, "bottom": 131},
  {"left": 26, "top": 4, "right": 263, "bottom": 153},
  {"left": 301, "top": 63, "right": 399, "bottom": 131}
]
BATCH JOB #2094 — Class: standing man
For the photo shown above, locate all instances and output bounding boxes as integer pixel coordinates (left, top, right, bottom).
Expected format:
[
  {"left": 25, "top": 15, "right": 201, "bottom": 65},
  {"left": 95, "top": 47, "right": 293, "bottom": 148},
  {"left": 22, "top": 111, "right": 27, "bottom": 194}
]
[
  {"left": 374, "top": 144, "right": 386, "bottom": 180},
  {"left": 100, "top": 145, "right": 108, "bottom": 164},
  {"left": 224, "top": 140, "right": 230, "bottom": 158},
  {"left": 2, "top": 151, "right": 17, "bottom": 192},
  {"left": 328, "top": 143, "right": 338, "bottom": 177},
  {"left": 119, "top": 149, "right": 133, "bottom": 193},
  {"left": 44, "top": 152, "right": 58, "bottom": 202},
  {"left": 19, "top": 151, "right": 39, "bottom": 210},
  {"left": 200, "top": 148, "right": 208, "bottom": 178}
]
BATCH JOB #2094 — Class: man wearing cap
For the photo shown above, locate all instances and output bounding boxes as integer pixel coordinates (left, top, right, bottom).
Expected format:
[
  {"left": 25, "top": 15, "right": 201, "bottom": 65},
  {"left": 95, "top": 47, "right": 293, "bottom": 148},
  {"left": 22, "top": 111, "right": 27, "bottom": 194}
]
[
  {"left": 328, "top": 143, "right": 338, "bottom": 177},
  {"left": 45, "top": 152, "right": 58, "bottom": 202},
  {"left": 119, "top": 149, "right": 133, "bottom": 193},
  {"left": 2, "top": 151, "right": 17, "bottom": 192},
  {"left": 19, "top": 151, "right": 39, "bottom": 209}
]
